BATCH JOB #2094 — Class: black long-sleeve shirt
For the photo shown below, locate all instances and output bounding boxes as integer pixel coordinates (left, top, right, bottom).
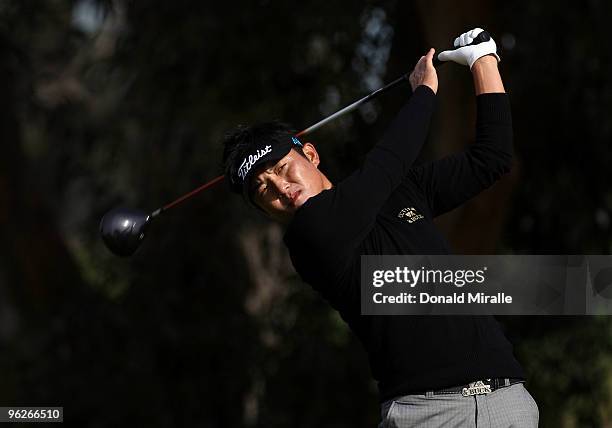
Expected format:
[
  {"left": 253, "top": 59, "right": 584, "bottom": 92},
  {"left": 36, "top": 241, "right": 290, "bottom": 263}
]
[{"left": 283, "top": 85, "right": 525, "bottom": 402}]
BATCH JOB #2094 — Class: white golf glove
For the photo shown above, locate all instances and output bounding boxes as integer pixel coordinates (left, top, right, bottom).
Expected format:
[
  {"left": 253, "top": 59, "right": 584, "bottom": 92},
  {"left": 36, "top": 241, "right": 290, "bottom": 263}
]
[{"left": 438, "top": 28, "right": 500, "bottom": 69}]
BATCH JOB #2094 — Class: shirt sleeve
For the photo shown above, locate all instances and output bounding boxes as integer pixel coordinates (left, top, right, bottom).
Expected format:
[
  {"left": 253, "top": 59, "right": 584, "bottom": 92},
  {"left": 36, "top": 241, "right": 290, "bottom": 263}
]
[
  {"left": 407, "top": 93, "right": 513, "bottom": 217},
  {"left": 285, "top": 85, "right": 436, "bottom": 291}
]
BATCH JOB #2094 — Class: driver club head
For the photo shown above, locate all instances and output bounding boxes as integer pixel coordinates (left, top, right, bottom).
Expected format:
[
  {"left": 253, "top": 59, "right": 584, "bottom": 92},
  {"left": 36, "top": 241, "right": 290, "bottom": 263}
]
[{"left": 100, "top": 207, "right": 152, "bottom": 257}]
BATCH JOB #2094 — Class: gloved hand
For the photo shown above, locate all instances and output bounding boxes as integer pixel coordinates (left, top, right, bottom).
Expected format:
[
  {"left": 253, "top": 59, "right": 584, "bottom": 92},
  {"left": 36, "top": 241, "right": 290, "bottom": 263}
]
[{"left": 438, "top": 28, "right": 500, "bottom": 69}]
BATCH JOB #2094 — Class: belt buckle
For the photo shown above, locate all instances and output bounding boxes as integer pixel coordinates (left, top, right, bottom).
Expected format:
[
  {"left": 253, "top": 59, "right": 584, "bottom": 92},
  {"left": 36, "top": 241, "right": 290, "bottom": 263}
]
[{"left": 461, "top": 380, "right": 492, "bottom": 397}]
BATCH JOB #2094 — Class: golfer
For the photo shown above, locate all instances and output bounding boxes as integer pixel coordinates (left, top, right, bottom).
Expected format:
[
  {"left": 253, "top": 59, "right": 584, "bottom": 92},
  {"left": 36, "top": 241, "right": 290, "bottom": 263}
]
[{"left": 222, "top": 28, "right": 539, "bottom": 427}]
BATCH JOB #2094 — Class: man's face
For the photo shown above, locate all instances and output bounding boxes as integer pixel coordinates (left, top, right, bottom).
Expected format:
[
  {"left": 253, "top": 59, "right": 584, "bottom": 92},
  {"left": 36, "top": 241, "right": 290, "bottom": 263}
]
[{"left": 250, "top": 143, "right": 330, "bottom": 223}]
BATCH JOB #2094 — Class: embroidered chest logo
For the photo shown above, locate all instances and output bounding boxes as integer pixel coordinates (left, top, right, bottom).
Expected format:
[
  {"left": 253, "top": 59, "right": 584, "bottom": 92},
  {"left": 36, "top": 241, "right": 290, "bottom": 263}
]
[{"left": 397, "top": 207, "right": 424, "bottom": 224}]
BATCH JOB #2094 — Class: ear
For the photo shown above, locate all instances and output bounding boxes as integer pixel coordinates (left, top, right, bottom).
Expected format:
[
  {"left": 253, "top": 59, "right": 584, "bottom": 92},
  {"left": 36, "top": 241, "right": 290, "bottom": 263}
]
[{"left": 301, "top": 143, "right": 320, "bottom": 168}]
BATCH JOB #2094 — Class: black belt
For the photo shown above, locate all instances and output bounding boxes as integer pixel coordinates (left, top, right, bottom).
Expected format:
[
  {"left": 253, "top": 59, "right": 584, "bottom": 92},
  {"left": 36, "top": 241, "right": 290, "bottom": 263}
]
[{"left": 423, "top": 378, "right": 524, "bottom": 397}]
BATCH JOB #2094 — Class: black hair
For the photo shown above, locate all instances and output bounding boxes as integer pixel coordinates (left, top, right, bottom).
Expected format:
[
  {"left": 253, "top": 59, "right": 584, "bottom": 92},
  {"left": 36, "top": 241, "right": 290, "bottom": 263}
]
[{"left": 221, "top": 121, "right": 303, "bottom": 195}]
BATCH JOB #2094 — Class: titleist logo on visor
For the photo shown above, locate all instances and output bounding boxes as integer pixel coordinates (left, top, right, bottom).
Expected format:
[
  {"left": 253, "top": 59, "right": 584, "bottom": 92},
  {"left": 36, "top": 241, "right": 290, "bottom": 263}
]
[{"left": 237, "top": 145, "right": 272, "bottom": 181}]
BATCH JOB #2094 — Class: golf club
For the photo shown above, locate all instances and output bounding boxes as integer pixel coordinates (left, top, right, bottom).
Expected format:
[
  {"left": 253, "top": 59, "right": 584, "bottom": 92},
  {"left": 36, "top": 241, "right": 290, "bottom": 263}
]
[{"left": 100, "top": 32, "right": 492, "bottom": 256}]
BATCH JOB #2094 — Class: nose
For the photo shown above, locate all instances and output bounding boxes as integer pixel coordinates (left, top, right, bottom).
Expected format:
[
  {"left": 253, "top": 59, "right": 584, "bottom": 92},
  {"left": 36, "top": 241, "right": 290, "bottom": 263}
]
[{"left": 268, "top": 176, "right": 291, "bottom": 200}]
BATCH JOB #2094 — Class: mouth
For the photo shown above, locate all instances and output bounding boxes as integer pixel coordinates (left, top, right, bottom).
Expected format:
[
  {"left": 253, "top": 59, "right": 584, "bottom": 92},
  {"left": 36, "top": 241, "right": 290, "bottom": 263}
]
[{"left": 287, "top": 190, "right": 302, "bottom": 208}]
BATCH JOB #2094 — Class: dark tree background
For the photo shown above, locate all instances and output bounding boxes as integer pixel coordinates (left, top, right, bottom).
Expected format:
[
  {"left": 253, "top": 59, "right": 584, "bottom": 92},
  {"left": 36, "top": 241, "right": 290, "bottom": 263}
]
[{"left": 1, "top": 1, "right": 611, "bottom": 427}]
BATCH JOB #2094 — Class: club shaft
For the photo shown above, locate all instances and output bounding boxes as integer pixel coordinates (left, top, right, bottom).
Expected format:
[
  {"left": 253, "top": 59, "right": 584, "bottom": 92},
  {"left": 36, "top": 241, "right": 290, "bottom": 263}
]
[
  {"left": 154, "top": 175, "right": 225, "bottom": 217},
  {"left": 296, "top": 74, "right": 408, "bottom": 137},
  {"left": 297, "top": 57, "right": 443, "bottom": 137}
]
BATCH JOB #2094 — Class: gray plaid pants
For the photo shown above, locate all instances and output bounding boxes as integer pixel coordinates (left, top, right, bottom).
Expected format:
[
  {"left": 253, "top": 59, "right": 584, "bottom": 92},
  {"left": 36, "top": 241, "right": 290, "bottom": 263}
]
[{"left": 379, "top": 382, "right": 539, "bottom": 427}]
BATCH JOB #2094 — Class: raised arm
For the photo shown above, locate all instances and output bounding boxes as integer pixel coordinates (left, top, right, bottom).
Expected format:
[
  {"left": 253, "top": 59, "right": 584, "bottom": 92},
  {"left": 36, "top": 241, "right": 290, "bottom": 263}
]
[
  {"left": 409, "top": 30, "right": 513, "bottom": 217},
  {"left": 333, "top": 49, "right": 438, "bottom": 217},
  {"left": 289, "top": 51, "right": 439, "bottom": 268}
]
